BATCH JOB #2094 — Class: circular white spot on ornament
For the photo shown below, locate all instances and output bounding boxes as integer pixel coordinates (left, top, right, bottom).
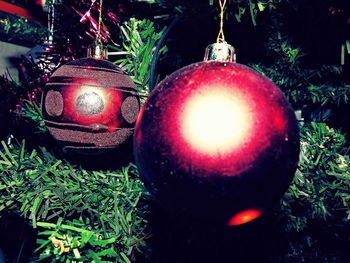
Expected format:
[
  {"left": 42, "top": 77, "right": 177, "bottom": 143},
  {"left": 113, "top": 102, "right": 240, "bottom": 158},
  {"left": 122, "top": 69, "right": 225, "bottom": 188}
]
[
  {"left": 76, "top": 91, "right": 104, "bottom": 116},
  {"left": 181, "top": 87, "right": 252, "bottom": 155}
]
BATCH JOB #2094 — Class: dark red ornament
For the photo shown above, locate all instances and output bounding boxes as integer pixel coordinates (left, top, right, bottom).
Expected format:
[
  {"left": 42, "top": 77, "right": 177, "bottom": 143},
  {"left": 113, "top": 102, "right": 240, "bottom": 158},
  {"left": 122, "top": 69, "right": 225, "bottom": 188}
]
[
  {"left": 134, "top": 43, "right": 299, "bottom": 225},
  {"left": 42, "top": 55, "right": 139, "bottom": 154}
]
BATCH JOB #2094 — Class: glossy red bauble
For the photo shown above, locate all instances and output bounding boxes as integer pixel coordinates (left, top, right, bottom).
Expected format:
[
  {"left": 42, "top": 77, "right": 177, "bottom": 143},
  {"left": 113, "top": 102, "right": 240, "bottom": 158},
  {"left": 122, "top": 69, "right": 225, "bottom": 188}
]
[
  {"left": 134, "top": 61, "right": 300, "bottom": 224},
  {"left": 42, "top": 58, "right": 139, "bottom": 154}
]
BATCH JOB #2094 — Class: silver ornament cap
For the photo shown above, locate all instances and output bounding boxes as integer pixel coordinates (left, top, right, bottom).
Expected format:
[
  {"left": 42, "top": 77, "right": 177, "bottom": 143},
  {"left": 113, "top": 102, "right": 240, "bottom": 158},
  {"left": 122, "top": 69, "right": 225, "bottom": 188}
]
[
  {"left": 87, "top": 39, "right": 108, "bottom": 60},
  {"left": 204, "top": 42, "right": 236, "bottom": 63}
]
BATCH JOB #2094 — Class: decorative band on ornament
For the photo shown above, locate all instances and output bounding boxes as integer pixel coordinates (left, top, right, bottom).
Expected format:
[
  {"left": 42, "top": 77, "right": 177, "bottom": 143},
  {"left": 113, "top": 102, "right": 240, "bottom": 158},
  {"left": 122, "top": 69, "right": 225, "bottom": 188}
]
[
  {"left": 44, "top": 119, "right": 134, "bottom": 132},
  {"left": 58, "top": 65, "right": 125, "bottom": 74},
  {"left": 62, "top": 145, "right": 121, "bottom": 150},
  {"left": 45, "top": 82, "right": 139, "bottom": 96},
  {"left": 50, "top": 67, "right": 135, "bottom": 88},
  {"left": 47, "top": 126, "right": 133, "bottom": 146}
]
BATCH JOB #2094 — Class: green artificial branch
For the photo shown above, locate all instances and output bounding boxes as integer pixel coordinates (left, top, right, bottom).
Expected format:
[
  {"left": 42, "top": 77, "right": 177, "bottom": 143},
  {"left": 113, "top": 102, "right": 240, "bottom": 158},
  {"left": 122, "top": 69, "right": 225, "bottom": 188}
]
[
  {"left": 232, "top": 0, "right": 282, "bottom": 26},
  {"left": 277, "top": 122, "right": 350, "bottom": 261},
  {"left": 281, "top": 122, "right": 350, "bottom": 231},
  {"left": 17, "top": 100, "right": 47, "bottom": 133},
  {"left": 0, "top": 140, "right": 149, "bottom": 262},
  {"left": 251, "top": 30, "right": 350, "bottom": 110},
  {"left": 109, "top": 18, "right": 167, "bottom": 100},
  {"left": 136, "top": 0, "right": 282, "bottom": 25},
  {"left": 0, "top": 16, "right": 47, "bottom": 45}
]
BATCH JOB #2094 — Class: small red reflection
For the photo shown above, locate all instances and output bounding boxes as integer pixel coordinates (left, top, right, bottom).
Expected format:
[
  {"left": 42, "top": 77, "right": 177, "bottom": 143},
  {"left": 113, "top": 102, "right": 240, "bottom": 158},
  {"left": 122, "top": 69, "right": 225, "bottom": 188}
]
[
  {"left": 272, "top": 111, "right": 286, "bottom": 132},
  {"left": 227, "top": 208, "right": 263, "bottom": 226}
]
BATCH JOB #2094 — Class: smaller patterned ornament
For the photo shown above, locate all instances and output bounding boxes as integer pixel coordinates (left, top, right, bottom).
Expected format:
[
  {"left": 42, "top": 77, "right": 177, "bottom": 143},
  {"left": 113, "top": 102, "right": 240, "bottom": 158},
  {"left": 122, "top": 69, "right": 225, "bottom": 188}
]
[{"left": 41, "top": 42, "right": 139, "bottom": 154}]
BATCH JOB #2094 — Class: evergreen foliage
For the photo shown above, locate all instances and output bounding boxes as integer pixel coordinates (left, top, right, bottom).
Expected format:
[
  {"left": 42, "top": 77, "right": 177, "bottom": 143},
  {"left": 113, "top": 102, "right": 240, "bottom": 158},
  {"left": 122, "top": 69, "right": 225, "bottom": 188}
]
[
  {"left": 19, "top": 101, "right": 46, "bottom": 133},
  {"left": 252, "top": 30, "right": 350, "bottom": 110},
  {"left": 0, "top": 140, "right": 148, "bottom": 262},
  {"left": 0, "top": 16, "right": 47, "bottom": 45},
  {"left": 280, "top": 122, "right": 350, "bottom": 232},
  {"left": 110, "top": 18, "right": 167, "bottom": 98},
  {"left": 277, "top": 122, "right": 350, "bottom": 261}
]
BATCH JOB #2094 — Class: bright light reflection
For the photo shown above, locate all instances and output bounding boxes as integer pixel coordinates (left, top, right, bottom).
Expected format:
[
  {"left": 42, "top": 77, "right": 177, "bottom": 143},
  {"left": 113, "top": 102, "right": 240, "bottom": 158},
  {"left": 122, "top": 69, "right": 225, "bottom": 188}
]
[
  {"left": 76, "top": 86, "right": 107, "bottom": 104},
  {"left": 84, "top": 92, "right": 101, "bottom": 105},
  {"left": 181, "top": 88, "right": 252, "bottom": 155}
]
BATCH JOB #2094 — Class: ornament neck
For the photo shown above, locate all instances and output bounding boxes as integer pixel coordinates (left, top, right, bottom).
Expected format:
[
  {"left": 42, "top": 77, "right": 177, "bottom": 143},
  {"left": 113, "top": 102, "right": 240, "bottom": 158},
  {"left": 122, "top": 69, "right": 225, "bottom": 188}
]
[
  {"left": 204, "top": 42, "right": 236, "bottom": 63},
  {"left": 87, "top": 40, "right": 107, "bottom": 60}
]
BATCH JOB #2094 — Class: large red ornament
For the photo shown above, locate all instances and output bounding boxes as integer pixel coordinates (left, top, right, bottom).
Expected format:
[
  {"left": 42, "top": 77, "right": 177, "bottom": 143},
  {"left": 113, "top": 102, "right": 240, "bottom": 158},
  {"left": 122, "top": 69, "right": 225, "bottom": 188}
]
[
  {"left": 42, "top": 56, "right": 139, "bottom": 154},
  {"left": 134, "top": 43, "right": 300, "bottom": 225}
]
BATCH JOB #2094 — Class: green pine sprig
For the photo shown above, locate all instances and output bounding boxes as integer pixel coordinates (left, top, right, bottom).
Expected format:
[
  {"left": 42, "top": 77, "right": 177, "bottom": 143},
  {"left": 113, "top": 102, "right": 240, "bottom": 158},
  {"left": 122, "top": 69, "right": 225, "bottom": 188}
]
[
  {"left": 17, "top": 100, "right": 47, "bottom": 133},
  {"left": 0, "top": 140, "right": 149, "bottom": 262},
  {"left": 251, "top": 31, "right": 350, "bottom": 109},
  {"left": 109, "top": 18, "right": 167, "bottom": 100},
  {"left": 0, "top": 16, "right": 47, "bottom": 44},
  {"left": 279, "top": 122, "right": 350, "bottom": 232}
]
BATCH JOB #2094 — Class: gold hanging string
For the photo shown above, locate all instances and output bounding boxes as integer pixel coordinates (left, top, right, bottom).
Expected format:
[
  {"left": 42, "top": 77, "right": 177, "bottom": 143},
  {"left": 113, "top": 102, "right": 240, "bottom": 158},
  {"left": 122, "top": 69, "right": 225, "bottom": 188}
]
[
  {"left": 216, "top": 0, "right": 227, "bottom": 43},
  {"left": 97, "top": 0, "right": 103, "bottom": 42},
  {"left": 94, "top": 0, "right": 119, "bottom": 48}
]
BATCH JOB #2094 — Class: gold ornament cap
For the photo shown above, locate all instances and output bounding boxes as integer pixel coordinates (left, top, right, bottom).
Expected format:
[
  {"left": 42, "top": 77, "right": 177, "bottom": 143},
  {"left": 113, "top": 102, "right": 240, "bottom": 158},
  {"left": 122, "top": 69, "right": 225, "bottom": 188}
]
[
  {"left": 87, "top": 40, "right": 108, "bottom": 60},
  {"left": 204, "top": 42, "right": 236, "bottom": 63}
]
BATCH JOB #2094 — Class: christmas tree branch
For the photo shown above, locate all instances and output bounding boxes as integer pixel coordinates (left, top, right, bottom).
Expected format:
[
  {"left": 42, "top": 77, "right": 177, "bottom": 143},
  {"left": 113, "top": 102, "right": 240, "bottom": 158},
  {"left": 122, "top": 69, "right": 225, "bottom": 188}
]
[
  {"left": 0, "top": 140, "right": 149, "bottom": 262},
  {"left": 0, "top": 16, "right": 47, "bottom": 45},
  {"left": 109, "top": 18, "right": 167, "bottom": 99},
  {"left": 251, "top": 30, "right": 350, "bottom": 110},
  {"left": 17, "top": 100, "right": 47, "bottom": 133},
  {"left": 279, "top": 122, "right": 350, "bottom": 232}
]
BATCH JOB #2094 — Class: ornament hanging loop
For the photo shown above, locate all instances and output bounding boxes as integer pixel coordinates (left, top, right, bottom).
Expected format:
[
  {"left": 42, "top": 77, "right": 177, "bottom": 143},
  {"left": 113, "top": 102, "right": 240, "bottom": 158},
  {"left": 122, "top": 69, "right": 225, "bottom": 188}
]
[{"left": 216, "top": 0, "right": 227, "bottom": 43}]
